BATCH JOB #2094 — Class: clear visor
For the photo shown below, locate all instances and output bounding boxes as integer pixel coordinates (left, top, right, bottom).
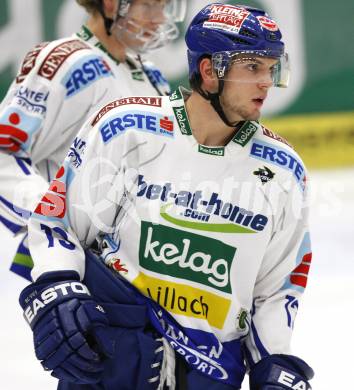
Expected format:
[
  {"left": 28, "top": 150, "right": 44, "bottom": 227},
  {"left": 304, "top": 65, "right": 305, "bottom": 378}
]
[
  {"left": 122, "top": 0, "right": 186, "bottom": 23},
  {"left": 211, "top": 51, "right": 290, "bottom": 88},
  {"left": 113, "top": 0, "right": 186, "bottom": 53}
]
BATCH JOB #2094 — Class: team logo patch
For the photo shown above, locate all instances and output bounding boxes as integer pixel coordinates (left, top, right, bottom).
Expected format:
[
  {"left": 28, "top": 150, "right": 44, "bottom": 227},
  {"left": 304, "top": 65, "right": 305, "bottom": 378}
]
[
  {"left": 250, "top": 139, "right": 306, "bottom": 191},
  {"left": 16, "top": 42, "right": 49, "bottom": 84},
  {"left": 236, "top": 308, "right": 249, "bottom": 332},
  {"left": 91, "top": 96, "right": 162, "bottom": 126},
  {"left": 38, "top": 39, "right": 89, "bottom": 80},
  {"left": 62, "top": 55, "right": 113, "bottom": 98},
  {"left": 204, "top": 5, "right": 250, "bottom": 33},
  {"left": 99, "top": 110, "right": 174, "bottom": 144},
  {"left": 253, "top": 166, "right": 275, "bottom": 184},
  {"left": 257, "top": 15, "right": 279, "bottom": 31}
]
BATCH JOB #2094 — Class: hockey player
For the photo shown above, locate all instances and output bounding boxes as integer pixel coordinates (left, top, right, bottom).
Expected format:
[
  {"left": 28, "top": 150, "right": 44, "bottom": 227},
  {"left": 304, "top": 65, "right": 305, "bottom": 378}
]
[
  {"left": 20, "top": 3, "right": 314, "bottom": 389},
  {"left": 0, "top": 0, "right": 186, "bottom": 279}
]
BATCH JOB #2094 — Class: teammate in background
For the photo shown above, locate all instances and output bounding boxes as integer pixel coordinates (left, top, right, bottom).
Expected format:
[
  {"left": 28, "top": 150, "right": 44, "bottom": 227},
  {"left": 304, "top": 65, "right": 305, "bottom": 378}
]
[
  {"left": 20, "top": 3, "right": 314, "bottom": 389},
  {"left": 0, "top": 0, "right": 186, "bottom": 280}
]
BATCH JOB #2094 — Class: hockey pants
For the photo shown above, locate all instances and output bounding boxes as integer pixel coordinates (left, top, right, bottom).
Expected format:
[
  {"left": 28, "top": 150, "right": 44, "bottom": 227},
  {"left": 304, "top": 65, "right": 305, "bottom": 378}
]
[{"left": 57, "top": 251, "right": 240, "bottom": 390}]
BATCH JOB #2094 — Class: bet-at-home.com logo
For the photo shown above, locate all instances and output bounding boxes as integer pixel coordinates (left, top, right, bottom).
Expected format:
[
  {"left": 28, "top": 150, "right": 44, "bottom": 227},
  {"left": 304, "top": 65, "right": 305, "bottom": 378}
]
[{"left": 139, "top": 222, "right": 236, "bottom": 294}]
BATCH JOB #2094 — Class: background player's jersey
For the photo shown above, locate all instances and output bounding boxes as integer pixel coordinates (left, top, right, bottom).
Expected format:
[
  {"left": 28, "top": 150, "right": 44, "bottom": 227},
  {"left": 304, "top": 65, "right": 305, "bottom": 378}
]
[
  {"left": 0, "top": 25, "right": 170, "bottom": 180},
  {"left": 0, "top": 26, "right": 170, "bottom": 277},
  {"left": 28, "top": 88, "right": 312, "bottom": 388}
]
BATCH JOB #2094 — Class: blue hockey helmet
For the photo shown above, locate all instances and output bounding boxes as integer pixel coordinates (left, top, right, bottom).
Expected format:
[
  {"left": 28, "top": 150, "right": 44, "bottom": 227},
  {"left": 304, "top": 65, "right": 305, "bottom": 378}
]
[{"left": 185, "top": 3, "right": 289, "bottom": 88}]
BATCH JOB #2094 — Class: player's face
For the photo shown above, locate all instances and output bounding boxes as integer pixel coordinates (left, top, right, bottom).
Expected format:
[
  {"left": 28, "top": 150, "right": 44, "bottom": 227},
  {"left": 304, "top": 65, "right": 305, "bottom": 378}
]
[
  {"left": 220, "top": 56, "right": 279, "bottom": 122},
  {"left": 114, "top": 0, "right": 167, "bottom": 49}
]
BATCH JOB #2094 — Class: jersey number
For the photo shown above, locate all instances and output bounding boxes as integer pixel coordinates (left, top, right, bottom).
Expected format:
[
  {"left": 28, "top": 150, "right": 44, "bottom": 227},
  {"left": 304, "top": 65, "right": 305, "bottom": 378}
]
[{"left": 40, "top": 223, "right": 75, "bottom": 250}]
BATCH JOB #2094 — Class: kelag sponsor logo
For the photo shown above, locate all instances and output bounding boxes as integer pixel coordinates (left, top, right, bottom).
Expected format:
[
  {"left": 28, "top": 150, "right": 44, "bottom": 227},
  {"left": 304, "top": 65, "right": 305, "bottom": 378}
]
[
  {"left": 99, "top": 110, "right": 174, "bottom": 143},
  {"left": 133, "top": 272, "right": 231, "bottom": 328},
  {"left": 198, "top": 144, "right": 224, "bottom": 157},
  {"left": 173, "top": 106, "right": 192, "bottom": 135},
  {"left": 63, "top": 55, "right": 112, "bottom": 97},
  {"left": 250, "top": 139, "right": 305, "bottom": 190},
  {"left": 137, "top": 175, "right": 268, "bottom": 233},
  {"left": 14, "top": 86, "right": 49, "bottom": 115},
  {"left": 169, "top": 88, "right": 183, "bottom": 102},
  {"left": 232, "top": 121, "right": 258, "bottom": 147},
  {"left": 139, "top": 222, "right": 235, "bottom": 293}
]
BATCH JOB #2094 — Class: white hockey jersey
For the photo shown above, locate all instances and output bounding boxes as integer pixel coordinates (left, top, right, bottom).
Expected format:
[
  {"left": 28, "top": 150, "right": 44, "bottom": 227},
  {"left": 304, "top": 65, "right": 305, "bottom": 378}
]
[
  {"left": 28, "top": 88, "right": 312, "bottom": 387},
  {"left": 0, "top": 25, "right": 170, "bottom": 276}
]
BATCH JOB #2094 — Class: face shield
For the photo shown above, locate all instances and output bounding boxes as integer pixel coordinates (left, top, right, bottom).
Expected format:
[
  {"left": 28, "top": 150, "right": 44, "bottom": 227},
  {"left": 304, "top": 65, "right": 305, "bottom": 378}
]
[
  {"left": 211, "top": 51, "right": 290, "bottom": 88},
  {"left": 112, "top": 0, "right": 187, "bottom": 53}
]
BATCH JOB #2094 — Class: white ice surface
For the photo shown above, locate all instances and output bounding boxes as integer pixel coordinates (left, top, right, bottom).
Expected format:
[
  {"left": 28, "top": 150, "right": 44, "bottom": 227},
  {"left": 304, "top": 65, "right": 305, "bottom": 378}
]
[{"left": 0, "top": 168, "right": 353, "bottom": 389}]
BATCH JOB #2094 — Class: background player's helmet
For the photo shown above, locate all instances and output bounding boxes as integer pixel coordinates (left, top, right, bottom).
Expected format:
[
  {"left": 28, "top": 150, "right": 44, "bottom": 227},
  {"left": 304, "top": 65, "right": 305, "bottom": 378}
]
[
  {"left": 114, "top": 0, "right": 187, "bottom": 52},
  {"left": 186, "top": 3, "right": 289, "bottom": 88}
]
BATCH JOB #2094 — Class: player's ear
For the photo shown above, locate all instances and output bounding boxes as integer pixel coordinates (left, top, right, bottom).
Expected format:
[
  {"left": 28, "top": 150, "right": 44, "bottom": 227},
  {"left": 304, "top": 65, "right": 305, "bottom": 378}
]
[{"left": 199, "top": 57, "right": 218, "bottom": 93}]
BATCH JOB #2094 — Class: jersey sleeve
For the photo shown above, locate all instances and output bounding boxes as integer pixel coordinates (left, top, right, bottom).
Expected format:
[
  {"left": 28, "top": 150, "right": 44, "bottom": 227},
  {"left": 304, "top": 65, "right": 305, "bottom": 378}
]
[
  {"left": 27, "top": 110, "right": 127, "bottom": 282},
  {"left": 0, "top": 42, "right": 68, "bottom": 156},
  {"left": 243, "top": 174, "right": 312, "bottom": 366},
  {"left": 0, "top": 39, "right": 111, "bottom": 168}
]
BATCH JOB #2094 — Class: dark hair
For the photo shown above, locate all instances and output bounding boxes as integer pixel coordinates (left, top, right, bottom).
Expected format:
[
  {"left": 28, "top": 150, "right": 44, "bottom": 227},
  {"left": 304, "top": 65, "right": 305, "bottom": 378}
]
[
  {"left": 76, "top": 0, "right": 100, "bottom": 14},
  {"left": 188, "top": 54, "right": 211, "bottom": 91}
]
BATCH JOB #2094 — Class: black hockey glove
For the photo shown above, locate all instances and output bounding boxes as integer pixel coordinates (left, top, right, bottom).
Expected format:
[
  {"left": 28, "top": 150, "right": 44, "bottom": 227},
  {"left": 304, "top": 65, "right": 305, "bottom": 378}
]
[
  {"left": 19, "top": 271, "right": 114, "bottom": 384},
  {"left": 249, "top": 354, "right": 314, "bottom": 390}
]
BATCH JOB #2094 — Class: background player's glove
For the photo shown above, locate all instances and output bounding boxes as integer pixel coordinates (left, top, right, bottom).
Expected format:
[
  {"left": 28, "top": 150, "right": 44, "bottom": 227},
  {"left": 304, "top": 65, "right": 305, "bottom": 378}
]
[
  {"left": 249, "top": 354, "right": 314, "bottom": 390},
  {"left": 19, "top": 271, "right": 114, "bottom": 384}
]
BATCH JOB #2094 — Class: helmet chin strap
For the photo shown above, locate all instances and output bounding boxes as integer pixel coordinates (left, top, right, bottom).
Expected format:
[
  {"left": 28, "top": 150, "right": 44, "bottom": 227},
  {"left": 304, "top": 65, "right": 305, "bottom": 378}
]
[
  {"left": 97, "top": 0, "right": 131, "bottom": 36},
  {"left": 196, "top": 79, "right": 240, "bottom": 128},
  {"left": 96, "top": 0, "right": 114, "bottom": 35}
]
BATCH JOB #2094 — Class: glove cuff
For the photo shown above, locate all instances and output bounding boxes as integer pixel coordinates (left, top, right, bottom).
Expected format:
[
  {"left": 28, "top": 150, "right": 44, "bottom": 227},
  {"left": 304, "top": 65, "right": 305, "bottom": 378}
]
[{"left": 249, "top": 354, "right": 314, "bottom": 390}]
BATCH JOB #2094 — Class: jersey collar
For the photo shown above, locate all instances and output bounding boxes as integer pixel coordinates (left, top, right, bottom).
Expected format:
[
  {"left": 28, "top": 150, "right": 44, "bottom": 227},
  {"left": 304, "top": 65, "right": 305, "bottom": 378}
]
[
  {"left": 170, "top": 87, "right": 259, "bottom": 149},
  {"left": 170, "top": 87, "right": 193, "bottom": 136},
  {"left": 76, "top": 25, "right": 120, "bottom": 65}
]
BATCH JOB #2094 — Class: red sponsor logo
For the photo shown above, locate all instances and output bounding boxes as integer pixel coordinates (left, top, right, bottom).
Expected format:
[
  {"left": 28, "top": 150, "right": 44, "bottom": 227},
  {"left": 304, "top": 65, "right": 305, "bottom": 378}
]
[
  {"left": 16, "top": 42, "right": 49, "bottom": 84},
  {"left": 160, "top": 116, "right": 174, "bottom": 132},
  {"left": 35, "top": 166, "right": 66, "bottom": 218},
  {"left": 207, "top": 5, "right": 249, "bottom": 29},
  {"left": 0, "top": 112, "right": 29, "bottom": 152},
  {"left": 38, "top": 40, "right": 89, "bottom": 80},
  {"left": 262, "top": 126, "right": 293, "bottom": 148},
  {"left": 91, "top": 96, "right": 162, "bottom": 126},
  {"left": 257, "top": 16, "right": 279, "bottom": 32},
  {"left": 290, "top": 252, "right": 312, "bottom": 288}
]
